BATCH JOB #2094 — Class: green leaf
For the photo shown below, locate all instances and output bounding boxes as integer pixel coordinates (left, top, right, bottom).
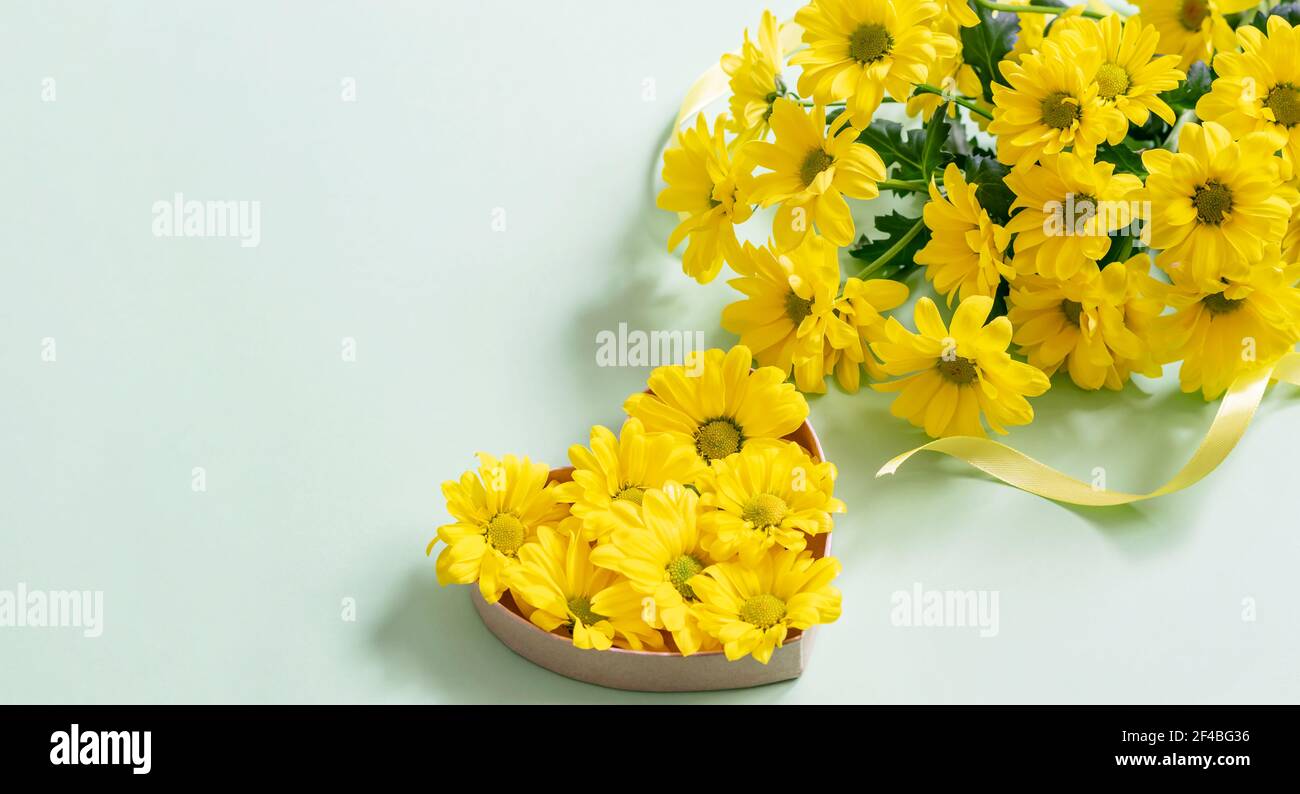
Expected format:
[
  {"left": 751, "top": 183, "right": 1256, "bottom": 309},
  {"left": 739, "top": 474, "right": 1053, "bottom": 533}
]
[
  {"left": 1249, "top": 4, "right": 1300, "bottom": 31},
  {"left": 1128, "top": 113, "right": 1171, "bottom": 146},
  {"left": 943, "top": 117, "right": 975, "bottom": 159},
  {"left": 857, "top": 120, "right": 925, "bottom": 181},
  {"left": 959, "top": 2, "right": 1019, "bottom": 103},
  {"left": 1096, "top": 140, "right": 1148, "bottom": 178},
  {"left": 1099, "top": 234, "right": 1136, "bottom": 266},
  {"left": 1159, "top": 60, "right": 1211, "bottom": 114},
  {"left": 858, "top": 110, "right": 955, "bottom": 183},
  {"left": 919, "top": 102, "right": 952, "bottom": 179},
  {"left": 948, "top": 139, "right": 996, "bottom": 169},
  {"left": 988, "top": 277, "right": 1012, "bottom": 320},
  {"left": 847, "top": 211, "right": 931, "bottom": 280},
  {"left": 961, "top": 155, "right": 1015, "bottom": 225}
]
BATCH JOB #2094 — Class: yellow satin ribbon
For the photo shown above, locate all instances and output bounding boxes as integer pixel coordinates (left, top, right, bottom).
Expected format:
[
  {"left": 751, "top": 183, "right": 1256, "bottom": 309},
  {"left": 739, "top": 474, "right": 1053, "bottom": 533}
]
[
  {"left": 672, "top": 21, "right": 804, "bottom": 132},
  {"left": 674, "top": 63, "right": 730, "bottom": 132},
  {"left": 877, "top": 352, "right": 1300, "bottom": 506}
]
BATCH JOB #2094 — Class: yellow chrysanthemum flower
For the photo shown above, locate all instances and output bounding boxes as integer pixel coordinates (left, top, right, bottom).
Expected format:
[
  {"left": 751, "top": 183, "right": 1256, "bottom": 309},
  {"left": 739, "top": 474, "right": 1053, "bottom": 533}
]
[
  {"left": 872, "top": 296, "right": 1052, "bottom": 437},
  {"left": 1285, "top": 213, "right": 1300, "bottom": 263},
  {"left": 790, "top": 0, "right": 959, "bottom": 128},
  {"left": 1053, "top": 14, "right": 1184, "bottom": 126},
  {"left": 698, "top": 441, "right": 844, "bottom": 567},
  {"left": 1141, "top": 121, "right": 1297, "bottom": 290},
  {"left": 1146, "top": 259, "right": 1300, "bottom": 399},
  {"left": 429, "top": 453, "right": 567, "bottom": 603},
  {"left": 590, "top": 482, "right": 718, "bottom": 656},
  {"left": 1197, "top": 16, "right": 1300, "bottom": 171},
  {"left": 722, "top": 10, "right": 791, "bottom": 143},
  {"left": 1007, "top": 2, "right": 1067, "bottom": 63},
  {"left": 691, "top": 549, "right": 842, "bottom": 665},
  {"left": 624, "top": 345, "right": 810, "bottom": 463},
  {"left": 915, "top": 163, "right": 1015, "bottom": 305},
  {"left": 822, "top": 276, "right": 911, "bottom": 392},
  {"left": 906, "top": 17, "right": 982, "bottom": 121},
  {"left": 988, "top": 37, "right": 1128, "bottom": 170},
  {"left": 1003, "top": 153, "right": 1144, "bottom": 281},
  {"left": 658, "top": 114, "right": 755, "bottom": 284},
  {"left": 1134, "top": 0, "right": 1256, "bottom": 70},
  {"left": 552, "top": 418, "right": 704, "bottom": 542},
  {"left": 721, "top": 235, "right": 860, "bottom": 393},
  {"left": 508, "top": 526, "right": 664, "bottom": 651},
  {"left": 746, "top": 99, "right": 885, "bottom": 249},
  {"left": 938, "top": 0, "right": 980, "bottom": 27},
  {"left": 1007, "top": 255, "right": 1164, "bottom": 390}
]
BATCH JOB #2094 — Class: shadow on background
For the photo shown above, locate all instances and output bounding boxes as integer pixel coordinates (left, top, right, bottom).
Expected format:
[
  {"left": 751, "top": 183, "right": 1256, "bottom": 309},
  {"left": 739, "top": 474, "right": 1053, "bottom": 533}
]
[
  {"left": 370, "top": 567, "right": 580, "bottom": 703},
  {"left": 562, "top": 117, "right": 738, "bottom": 420}
]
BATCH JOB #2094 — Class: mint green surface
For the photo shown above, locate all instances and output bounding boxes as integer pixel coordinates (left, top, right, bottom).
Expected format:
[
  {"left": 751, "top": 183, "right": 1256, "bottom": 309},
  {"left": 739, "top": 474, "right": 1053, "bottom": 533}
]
[{"left": 2, "top": 1, "right": 1297, "bottom": 704}]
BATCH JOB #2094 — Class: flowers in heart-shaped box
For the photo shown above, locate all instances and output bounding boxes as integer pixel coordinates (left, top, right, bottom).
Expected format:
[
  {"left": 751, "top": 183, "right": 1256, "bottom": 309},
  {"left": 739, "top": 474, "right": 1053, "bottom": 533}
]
[{"left": 428, "top": 346, "right": 844, "bottom": 665}]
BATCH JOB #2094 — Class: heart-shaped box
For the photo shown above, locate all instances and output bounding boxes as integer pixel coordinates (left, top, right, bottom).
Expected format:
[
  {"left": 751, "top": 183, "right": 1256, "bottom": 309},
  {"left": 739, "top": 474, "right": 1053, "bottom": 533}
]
[{"left": 471, "top": 418, "right": 830, "bottom": 692}]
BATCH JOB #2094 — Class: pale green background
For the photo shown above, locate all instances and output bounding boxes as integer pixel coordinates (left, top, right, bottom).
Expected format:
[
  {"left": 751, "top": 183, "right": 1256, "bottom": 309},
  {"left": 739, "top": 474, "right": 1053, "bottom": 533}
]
[{"left": 2, "top": 0, "right": 1297, "bottom": 704}]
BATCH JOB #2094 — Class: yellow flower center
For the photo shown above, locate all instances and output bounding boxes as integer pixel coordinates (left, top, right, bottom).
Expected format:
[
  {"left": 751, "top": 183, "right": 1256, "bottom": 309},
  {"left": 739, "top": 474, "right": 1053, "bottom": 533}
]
[
  {"left": 1193, "top": 181, "right": 1233, "bottom": 226},
  {"left": 666, "top": 554, "right": 704, "bottom": 601},
  {"left": 1202, "top": 292, "right": 1245, "bottom": 315},
  {"left": 799, "top": 148, "right": 835, "bottom": 187},
  {"left": 1096, "top": 63, "right": 1131, "bottom": 100},
  {"left": 485, "top": 513, "right": 525, "bottom": 555},
  {"left": 848, "top": 23, "right": 893, "bottom": 64},
  {"left": 741, "top": 493, "right": 789, "bottom": 528},
  {"left": 566, "top": 596, "right": 606, "bottom": 628},
  {"left": 1061, "top": 299, "right": 1084, "bottom": 325},
  {"left": 695, "top": 417, "right": 743, "bottom": 461},
  {"left": 1266, "top": 83, "right": 1300, "bottom": 127},
  {"left": 1040, "top": 91, "right": 1081, "bottom": 130},
  {"left": 936, "top": 356, "right": 978, "bottom": 385},
  {"left": 1179, "top": 0, "right": 1209, "bottom": 31},
  {"left": 1072, "top": 193, "right": 1099, "bottom": 222},
  {"left": 614, "top": 485, "right": 645, "bottom": 505},
  {"left": 739, "top": 594, "right": 788, "bottom": 629},
  {"left": 785, "top": 291, "right": 814, "bottom": 326}
]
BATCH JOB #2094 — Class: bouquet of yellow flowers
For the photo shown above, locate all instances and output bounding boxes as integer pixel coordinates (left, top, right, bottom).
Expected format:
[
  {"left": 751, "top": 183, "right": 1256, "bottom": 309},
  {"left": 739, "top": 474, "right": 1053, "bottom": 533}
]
[
  {"left": 658, "top": 1, "right": 1300, "bottom": 503},
  {"left": 429, "top": 347, "right": 844, "bottom": 668}
]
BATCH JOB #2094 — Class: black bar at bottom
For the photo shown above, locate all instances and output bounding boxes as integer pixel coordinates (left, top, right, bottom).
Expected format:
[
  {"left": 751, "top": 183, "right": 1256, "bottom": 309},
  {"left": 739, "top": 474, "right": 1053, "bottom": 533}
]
[{"left": 0, "top": 705, "right": 1287, "bottom": 780}]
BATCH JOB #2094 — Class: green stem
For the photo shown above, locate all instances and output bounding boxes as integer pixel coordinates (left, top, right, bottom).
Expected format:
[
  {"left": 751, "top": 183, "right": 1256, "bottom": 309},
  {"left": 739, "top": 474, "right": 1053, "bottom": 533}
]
[
  {"left": 852, "top": 219, "right": 926, "bottom": 280},
  {"left": 877, "top": 178, "right": 932, "bottom": 194},
  {"left": 799, "top": 98, "right": 900, "bottom": 108},
  {"left": 912, "top": 84, "right": 993, "bottom": 121},
  {"left": 1163, "top": 109, "right": 1194, "bottom": 149},
  {"left": 972, "top": 0, "right": 1106, "bottom": 19}
]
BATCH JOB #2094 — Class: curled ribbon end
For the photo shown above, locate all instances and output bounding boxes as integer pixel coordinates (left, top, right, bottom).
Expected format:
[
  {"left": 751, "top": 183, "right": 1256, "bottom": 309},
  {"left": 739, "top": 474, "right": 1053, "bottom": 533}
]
[
  {"left": 876, "top": 447, "right": 926, "bottom": 479},
  {"left": 870, "top": 354, "right": 1299, "bottom": 506}
]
